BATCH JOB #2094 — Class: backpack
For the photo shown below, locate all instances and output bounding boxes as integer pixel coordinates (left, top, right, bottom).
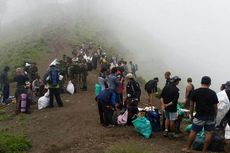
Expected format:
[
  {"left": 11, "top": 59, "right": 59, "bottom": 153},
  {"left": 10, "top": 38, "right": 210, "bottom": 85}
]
[
  {"left": 49, "top": 67, "right": 59, "bottom": 86},
  {"left": 96, "top": 89, "right": 113, "bottom": 105}
]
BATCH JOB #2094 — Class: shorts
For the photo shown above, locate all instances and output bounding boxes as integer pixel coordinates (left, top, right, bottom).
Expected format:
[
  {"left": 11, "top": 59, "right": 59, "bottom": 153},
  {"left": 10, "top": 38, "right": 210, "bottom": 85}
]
[
  {"left": 192, "top": 117, "right": 215, "bottom": 132},
  {"left": 164, "top": 111, "right": 177, "bottom": 121}
]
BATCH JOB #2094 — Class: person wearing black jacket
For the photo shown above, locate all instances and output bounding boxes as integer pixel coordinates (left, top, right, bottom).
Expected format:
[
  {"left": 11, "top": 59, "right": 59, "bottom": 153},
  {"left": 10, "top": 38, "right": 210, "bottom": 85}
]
[
  {"left": 126, "top": 73, "right": 141, "bottom": 106},
  {"left": 145, "top": 77, "right": 159, "bottom": 105},
  {"left": 0, "top": 66, "right": 10, "bottom": 104},
  {"left": 161, "top": 76, "right": 181, "bottom": 138}
]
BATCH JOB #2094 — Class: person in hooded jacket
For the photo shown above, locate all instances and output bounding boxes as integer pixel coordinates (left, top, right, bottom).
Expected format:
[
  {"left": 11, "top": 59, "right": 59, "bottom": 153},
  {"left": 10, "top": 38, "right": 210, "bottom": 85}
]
[{"left": 0, "top": 66, "right": 10, "bottom": 104}]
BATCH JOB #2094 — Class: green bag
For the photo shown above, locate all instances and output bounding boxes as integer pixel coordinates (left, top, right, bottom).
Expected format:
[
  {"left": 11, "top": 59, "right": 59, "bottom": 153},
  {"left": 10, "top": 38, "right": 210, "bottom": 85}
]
[
  {"left": 132, "top": 116, "right": 152, "bottom": 139},
  {"left": 184, "top": 124, "right": 192, "bottom": 133}
]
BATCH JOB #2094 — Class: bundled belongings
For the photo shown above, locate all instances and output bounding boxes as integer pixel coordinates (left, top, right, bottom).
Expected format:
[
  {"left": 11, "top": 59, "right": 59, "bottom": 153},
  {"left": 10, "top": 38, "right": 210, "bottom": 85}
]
[
  {"left": 38, "top": 90, "right": 49, "bottom": 110},
  {"left": 216, "top": 89, "right": 230, "bottom": 126},
  {"left": 132, "top": 115, "right": 152, "bottom": 139},
  {"left": 225, "top": 123, "right": 230, "bottom": 139},
  {"left": 192, "top": 130, "right": 225, "bottom": 152},
  {"left": 66, "top": 81, "right": 74, "bottom": 95},
  {"left": 117, "top": 110, "right": 128, "bottom": 125},
  {"left": 145, "top": 109, "right": 161, "bottom": 132}
]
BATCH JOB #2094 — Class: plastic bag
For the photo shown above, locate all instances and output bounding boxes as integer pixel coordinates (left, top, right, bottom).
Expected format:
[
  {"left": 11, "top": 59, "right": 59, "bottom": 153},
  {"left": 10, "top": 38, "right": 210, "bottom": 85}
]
[
  {"left": 225, "top": 123, "right": 230, "bottom": 139},
  {"left": 132, "top": 116, "right": 152, "bottom": 139},
  {"left": 66, "top": 81, "right": 74, "bottom": 95},
  {"left": 117, "top": 110, "right": 128, "bottom": 125},
  {"left": 184, "top": 124, "right": 192, "bottom": 133},
  {"left": 38, "top": 90, "right": 49, "bottom": 110}
]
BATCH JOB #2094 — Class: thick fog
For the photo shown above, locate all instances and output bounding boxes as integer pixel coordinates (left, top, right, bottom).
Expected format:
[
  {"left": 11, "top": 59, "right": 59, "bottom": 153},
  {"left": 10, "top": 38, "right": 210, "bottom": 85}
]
[{"left": 1, "top": 0, "right": 230, "bottom": 94}]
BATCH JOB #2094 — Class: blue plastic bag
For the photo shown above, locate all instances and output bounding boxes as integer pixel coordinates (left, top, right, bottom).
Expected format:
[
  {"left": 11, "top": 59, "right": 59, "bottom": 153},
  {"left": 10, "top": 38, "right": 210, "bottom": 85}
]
[{"left": 132, "top": 116, "right": 152, "bottom": 139}]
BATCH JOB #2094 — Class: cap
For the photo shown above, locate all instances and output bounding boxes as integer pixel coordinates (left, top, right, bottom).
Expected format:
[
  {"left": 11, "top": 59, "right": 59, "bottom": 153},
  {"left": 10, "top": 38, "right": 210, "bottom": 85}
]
[
  {"left": 126, "top": 73, "right": 134, "bottom": 79},
  {"left": 171, "top": 76, "right": 181, "bottom": 82}
]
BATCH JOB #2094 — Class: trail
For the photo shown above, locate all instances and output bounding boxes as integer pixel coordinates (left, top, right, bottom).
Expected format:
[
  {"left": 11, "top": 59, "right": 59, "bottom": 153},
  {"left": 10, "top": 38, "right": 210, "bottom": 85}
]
[{"left": 0, "top": 38, "right": 229, "bottom": 153}]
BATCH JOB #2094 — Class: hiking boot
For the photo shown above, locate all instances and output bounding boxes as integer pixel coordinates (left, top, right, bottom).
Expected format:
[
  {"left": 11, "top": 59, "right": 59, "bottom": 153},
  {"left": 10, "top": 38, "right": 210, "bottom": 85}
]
[{"left": 163, "top": 130, "right": 168, "bottom": 137}]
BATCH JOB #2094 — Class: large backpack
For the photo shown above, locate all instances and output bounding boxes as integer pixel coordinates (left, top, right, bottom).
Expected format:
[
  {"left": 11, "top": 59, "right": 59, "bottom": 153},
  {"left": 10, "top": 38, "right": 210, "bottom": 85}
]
[
  {"left": 49, "top": 67, "right": 59, "bottom": 86},
  {"left": 96, "top": 89, "right": 113, "bottom": 105}
]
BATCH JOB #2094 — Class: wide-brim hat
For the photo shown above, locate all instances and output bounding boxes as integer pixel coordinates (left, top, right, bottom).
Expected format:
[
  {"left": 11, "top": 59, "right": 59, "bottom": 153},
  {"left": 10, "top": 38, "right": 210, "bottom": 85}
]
[{"left": 126, "top": 73, "right": 134, "bottom": 79}]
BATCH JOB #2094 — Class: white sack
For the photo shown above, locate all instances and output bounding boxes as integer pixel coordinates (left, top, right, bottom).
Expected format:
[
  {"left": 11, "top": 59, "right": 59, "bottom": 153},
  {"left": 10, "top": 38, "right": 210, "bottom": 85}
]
[
  {"left": 216, "top": 90, "right": 230, "bottom": 126},
  {"left": 38, "top": 90, "right": 50, "bottom": 110},
  {"left": 225, "top": 123, "right": 230, "bottom": 139},
  {"left": 66, "top": 81, "right": 74, "bottom": 95}
]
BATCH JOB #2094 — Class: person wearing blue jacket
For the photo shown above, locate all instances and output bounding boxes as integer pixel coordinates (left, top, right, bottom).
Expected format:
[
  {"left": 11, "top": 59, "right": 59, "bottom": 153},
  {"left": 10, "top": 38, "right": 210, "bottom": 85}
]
[{"left": 95, "top": 88, "right": 117, "bottom": 127}]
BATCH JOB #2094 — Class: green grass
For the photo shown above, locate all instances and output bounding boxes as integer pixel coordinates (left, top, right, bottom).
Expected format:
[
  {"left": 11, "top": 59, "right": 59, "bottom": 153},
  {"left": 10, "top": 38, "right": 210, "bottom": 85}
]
[
  {"left": 0, "top": 130, "right": 31, "bottom": 153},
  {"left": 0, "top": 109, "right": 14, "bottom": 121},
  {"left": 105, "top": 142, "right": 152, "bottom": 153}
]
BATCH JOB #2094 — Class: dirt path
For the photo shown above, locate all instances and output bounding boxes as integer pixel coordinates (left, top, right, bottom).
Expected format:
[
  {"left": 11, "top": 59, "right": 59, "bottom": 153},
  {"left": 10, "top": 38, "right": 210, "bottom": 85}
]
[{"left": 0, "top": 39, "right": 229, "bottom": 153}]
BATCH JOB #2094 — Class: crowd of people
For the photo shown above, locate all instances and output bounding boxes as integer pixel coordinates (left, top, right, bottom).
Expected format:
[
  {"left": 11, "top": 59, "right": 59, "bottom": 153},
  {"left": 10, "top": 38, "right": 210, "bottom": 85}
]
[
  {"left": 0, "top": 42, "right": 229, "bottom": 153},
  {"left": 94, "top": 57, "right": 230, "bottom": 152}
]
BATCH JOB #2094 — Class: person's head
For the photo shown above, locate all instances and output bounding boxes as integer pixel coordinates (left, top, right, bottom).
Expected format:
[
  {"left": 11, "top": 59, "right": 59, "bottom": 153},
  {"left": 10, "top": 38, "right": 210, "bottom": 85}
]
[
  {"left": 225, "top": 81, "right": 230, "bottom": 90},
  {"left": 111, "top": 67, "right": 117, "bottom": 74},
  {"left": 3, "top": 66, "right": 10, "bottom": 72},
  {"left": 187, "top": 77, "right": 192, "bottom": 83},
  {"left": 220, "top": 83, "right": 226, "bottom": 91},
  {"left": 126, "top": 73, "right": 134, "bottom": 80},
  {"left": 201, "top": 76, "right": 211, "bottom": 86},
  {"left": 164, "top": 71, "right": 171, "bottom": 79},
  {"left": 16, "top": 67, "right": 23, "bottom": 75},
  {"left": 129, "top": 61, "right": 132, "bottom": 64},
  {"left": 171, "top": 76, "right": 181, "bottom": 85},
  {"left": 153, "top": 77, "right": 159, "bottom": 82}
]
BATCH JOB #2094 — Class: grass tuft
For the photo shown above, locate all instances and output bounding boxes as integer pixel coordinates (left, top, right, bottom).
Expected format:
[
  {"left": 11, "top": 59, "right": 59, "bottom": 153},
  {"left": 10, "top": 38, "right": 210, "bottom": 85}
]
[
  {"left": 105, "top": 142, "right": 152, "bottom": 153},
  {"left": 0, "top": 130, "right": 31, "bottom": 153}
]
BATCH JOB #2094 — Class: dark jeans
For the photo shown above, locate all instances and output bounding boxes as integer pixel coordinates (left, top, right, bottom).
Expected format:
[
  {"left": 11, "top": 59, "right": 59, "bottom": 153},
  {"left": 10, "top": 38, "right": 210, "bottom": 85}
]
[
  {"left": 49, "top": 88, "right": 63, "bottom": 107},
  {"left": 2, "top": 84, "right": 9, "bottom": 103},
  {"left": 97, "top": 101, "right": 114, "bottom": 126}
]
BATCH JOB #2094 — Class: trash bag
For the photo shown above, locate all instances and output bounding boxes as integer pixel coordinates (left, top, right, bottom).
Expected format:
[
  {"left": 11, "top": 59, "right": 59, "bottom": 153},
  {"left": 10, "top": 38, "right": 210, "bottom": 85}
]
[
  {"left": 132, "top": 116, "right": 152, "bottom": 139},
  {"left": 66, "top": 81, "right": 74, "bottom": 95},
  {"left": 38, "top": 90, "right": 49, "bottom": 110},
  {"left": 216, "top": 90, "right": 230, "bottom": 126},
  {"left": 95, "top": 83, "right": 101, "bottom": 96},
  {"left": 184, "top": 124, "right": 192, "bottom": 133},
  {"left": 117, "top": 110, "right": 128, "bottom": 125},
  {"left": 225, "top": 123, "right": 230, "bottom": 139}
]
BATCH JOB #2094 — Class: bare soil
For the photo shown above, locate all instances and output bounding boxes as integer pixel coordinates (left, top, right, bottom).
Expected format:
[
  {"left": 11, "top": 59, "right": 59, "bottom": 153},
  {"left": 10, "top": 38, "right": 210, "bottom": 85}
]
[{"left": 0, "top": 39, "right": 229, "bottom": 153}]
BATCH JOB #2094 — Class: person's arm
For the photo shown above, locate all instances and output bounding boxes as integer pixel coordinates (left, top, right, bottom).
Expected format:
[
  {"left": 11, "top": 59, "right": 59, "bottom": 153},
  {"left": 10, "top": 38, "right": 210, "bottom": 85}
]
[
  {"left": 160, "top": 98, "right": 165, "bottom": 110},
  {"left": 190, "top": 101, "right": 195, "bottom": 120},
  {"left": 165, "top": 91, "right": 179, "bottom": 107},
  {"left": 213, "top": 104, "right": 218, "bottom": 117}
]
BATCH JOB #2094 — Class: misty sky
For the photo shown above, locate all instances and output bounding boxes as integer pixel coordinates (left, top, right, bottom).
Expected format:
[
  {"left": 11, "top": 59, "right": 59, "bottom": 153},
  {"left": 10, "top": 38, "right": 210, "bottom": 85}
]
[{"left": 1, "top": 0, "right": 230, "bottom": 95}]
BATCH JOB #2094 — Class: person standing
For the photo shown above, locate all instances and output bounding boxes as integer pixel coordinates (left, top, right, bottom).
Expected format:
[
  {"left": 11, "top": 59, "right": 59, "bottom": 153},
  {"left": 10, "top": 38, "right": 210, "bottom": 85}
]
[
  {"left": 183, "top": 77, "right": 195, "bottom": 109},
  {"left": 161, "top": 71, "right": 172, "bottom": 131},
  {"left": 164, "top": 71, "right": 171, "bottom": 86},
  {"left": 0, "top": 66, "right": 10, "bottom": 104},
  {"left": 161, "top": 76, "right": 181, "bottom": 138},
  {"left": 126, "top": 73, "right": 141, "bottom": 105},
  {"left": 145, "top": 77, "right": 159, "bottom": 105},
  {"left": 44, "top": 64, "right": 63, "bottom": 108},
  {"left": 14, "top": 68, "right": 29, "bottom": 113},
  {"left": 95, "top": 88, "right": 117, "bottom": 127},
  {"left": 129, "top": 61, "right": 137, "bottom": 77},
  {"left": 182, "top": 76, "right": 218, "bottom": 153}
]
